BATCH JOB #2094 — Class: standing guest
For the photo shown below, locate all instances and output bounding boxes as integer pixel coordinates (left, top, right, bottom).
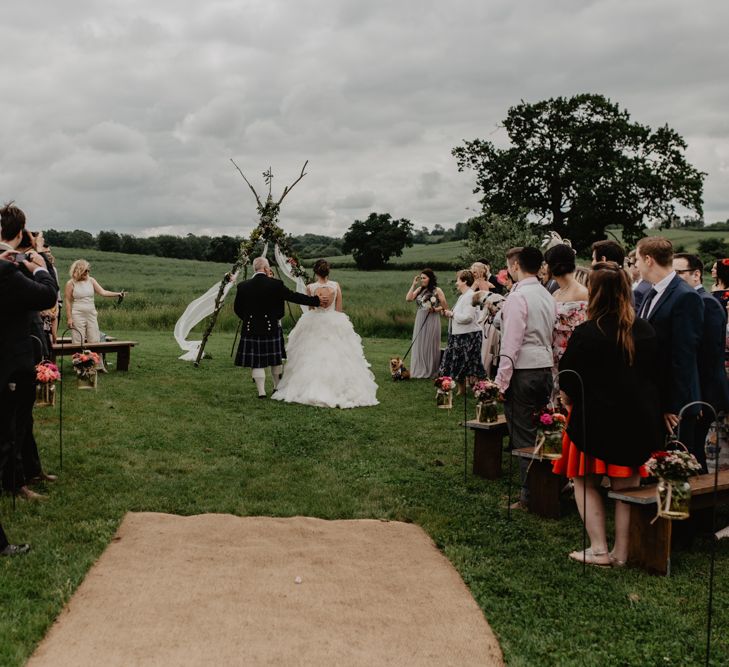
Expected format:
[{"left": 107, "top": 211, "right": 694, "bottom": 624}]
[
  {"left": 496, "top": 247, "right": 557, "bottom": 510},
  {"left": 470, "top": 262, "right": 492, "bottom": 293},
  {"left": 544, "top": 244, "right": 588, "bottom": 393},
  {"left": 65, "top": 260, "right": 124, "bottom": 373},
  {"left": 234, "top": 257, "right": 325, "bottom": 398},
  {"left": 555, "top": 262, "right": 663, "bottom": 566},
  {"left": 406, "top": 269, "right": 448, "bottom": 379},
  {"left": 627, "top": 249, "right": 652, "bottom": 312},
  {"left": 635, "top": 237, "right": 704, "bottom": 468},
  {"left": 673, "top": 253, "right": 729, "bottom": 456},
  {"left": 0, "top": 202, "right": 58, "bottom": 551},
  {"left": 711, "top": 259, "right": 729, "bottom": 309},
  {"left": 591, "top": 239, "right": 625, "bottom": 266},
  {"left": 440, "top": 270, "right": 485, "bottom": 395},
  {"left": 476, "top": 258, "right": 504, "bottom": 295}
]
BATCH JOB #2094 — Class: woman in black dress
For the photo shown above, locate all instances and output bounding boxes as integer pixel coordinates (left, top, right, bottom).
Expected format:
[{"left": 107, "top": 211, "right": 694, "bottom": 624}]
[{"left": 555, "top": 262, "right": 663, "bottom": 567}]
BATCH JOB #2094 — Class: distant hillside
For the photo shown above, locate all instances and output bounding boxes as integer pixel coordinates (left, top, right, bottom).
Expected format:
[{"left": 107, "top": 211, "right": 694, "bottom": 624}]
[{"left": 324, "top": 240, "right": 467, "bottom": 269}]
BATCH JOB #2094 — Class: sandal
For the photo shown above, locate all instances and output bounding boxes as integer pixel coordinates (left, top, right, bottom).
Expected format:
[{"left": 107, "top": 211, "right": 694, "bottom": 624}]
[
  {"left": 568, "top": 548, "right": 611, "bottom": 568},
  {"left": 608, "top": 552, "right": 627, "bottom": 567}
]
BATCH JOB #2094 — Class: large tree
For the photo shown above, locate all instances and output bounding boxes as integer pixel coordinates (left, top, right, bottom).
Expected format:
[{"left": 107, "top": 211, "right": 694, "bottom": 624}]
[
  {"left": 453, "top": 94, "right": 705, "bottom": 250},
  {"left": 342, "top": 212, "right": 414, "bottom": 270}
]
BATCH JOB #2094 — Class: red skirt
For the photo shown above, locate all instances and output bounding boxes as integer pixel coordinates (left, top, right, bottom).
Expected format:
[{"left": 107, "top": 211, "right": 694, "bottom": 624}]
[{"left": 552, "top": 429, "right": 647, "bottom": 479}]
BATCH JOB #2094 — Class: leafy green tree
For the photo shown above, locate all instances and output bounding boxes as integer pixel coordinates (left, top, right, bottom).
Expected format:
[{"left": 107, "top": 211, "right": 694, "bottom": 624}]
[
  {"left": 697, "top": 237, "right": 729, "bottom": 268},
  {"left": 97, "top": 230, "right": 122, "bottom": 252},
  {"left": 462, "top": 211, "right": 540, "bottom": 268},
  {"left": 342, "top": 212, "right": 414, "bottom": 270},
  {"left": 205, "top": 235, "right": 240, "bottom": 263},
  {"left": 67, "top": 229, "right": 95, "bottom": 248},
  {"left": 453, "top": 93, "right": 705, "bottom": 251}
]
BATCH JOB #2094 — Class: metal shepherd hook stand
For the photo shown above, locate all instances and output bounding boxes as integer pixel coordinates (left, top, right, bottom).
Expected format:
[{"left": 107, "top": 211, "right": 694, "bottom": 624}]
[{"left": 676, "top": 400, "right": 720, "bottom": 667}]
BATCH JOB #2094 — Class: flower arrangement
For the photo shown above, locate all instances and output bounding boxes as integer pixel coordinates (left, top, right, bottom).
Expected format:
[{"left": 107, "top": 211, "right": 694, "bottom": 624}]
[
  {"left": 533, "top": 406, "right": 568, "bottom": 459},
  {"left": 434, "top": 376, "right": 454, "bottom": 409},
  {"left": 36, "top": 361, "right": 60, "bottom": 384},
  {"left": 646, "top": 447, "right": 702, "bottom": 520},
  {"left": 72, "top": 350, "right": 100, "bottom": 379},
  {"left": 434, "top": 376, "right": 455, "bottom": 392},
  {"left": 35, "top": 361, "right": 61, "bottom": 407},
  {"left": 472, "top": 379, "right": 500, "bottom": 423}
]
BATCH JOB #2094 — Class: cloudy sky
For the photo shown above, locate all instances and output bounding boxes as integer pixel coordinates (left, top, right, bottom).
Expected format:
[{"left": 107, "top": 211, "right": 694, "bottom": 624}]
[{"left": 1, "top": 0, "right": 727, "bottom": 238}]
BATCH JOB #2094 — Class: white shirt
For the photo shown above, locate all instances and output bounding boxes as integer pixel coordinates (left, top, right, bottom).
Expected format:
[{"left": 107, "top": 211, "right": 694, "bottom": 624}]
[{"left": 645, "top": 271, "right": 676, "bottom": 318}]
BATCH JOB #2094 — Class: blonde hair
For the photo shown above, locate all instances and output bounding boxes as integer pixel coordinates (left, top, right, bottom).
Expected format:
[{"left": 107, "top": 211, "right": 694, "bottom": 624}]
[
  {"left": 470, "top": 262, "right": 486, "bottom": 279},
  {"left": 70, "top": 259, "right": 90, "bottom": 281}
]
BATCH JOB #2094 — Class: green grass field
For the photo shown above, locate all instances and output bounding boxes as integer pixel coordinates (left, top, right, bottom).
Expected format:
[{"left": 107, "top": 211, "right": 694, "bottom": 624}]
[{"left": 1, "top": 248, "right": 727, "bottom": 665}]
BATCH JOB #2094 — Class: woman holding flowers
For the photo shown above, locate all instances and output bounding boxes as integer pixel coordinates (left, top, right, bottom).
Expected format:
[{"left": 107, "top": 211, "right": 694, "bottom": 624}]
[
  {"left": 406, "top": 269, "right": 448, "bottom": 378},
  {"left": 439, "top": 269, "right": 486, "bottom": 395},
  {"left": 554, "top": 262, "right": 663, "bottom": 567}
]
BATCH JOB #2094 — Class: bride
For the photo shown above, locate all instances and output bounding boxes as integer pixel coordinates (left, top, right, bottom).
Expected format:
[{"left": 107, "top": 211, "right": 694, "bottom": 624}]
[{"left": 272, "top": 259, "right": 379, "bottom": 408}]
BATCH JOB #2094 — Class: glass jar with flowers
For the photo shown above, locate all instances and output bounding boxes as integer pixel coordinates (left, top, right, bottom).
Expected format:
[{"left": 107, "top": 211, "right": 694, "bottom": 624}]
[
  {"left": 534, "top": 406, "right": 568, "bottom": 459},
  {"left": 645, "top": 446, "right": 702, "bottom": 520},
  {"left": 434, "top": 376, "right": 454, "bottom": 409},
  {"left": 472, "top": 379, "right": 500, "bottom": 423},
  {"left": 72, "top": 350, "right": 101, "bottom": 390},
  {"left": 35, "top": 360, "right": 61, "bottom": 407}
]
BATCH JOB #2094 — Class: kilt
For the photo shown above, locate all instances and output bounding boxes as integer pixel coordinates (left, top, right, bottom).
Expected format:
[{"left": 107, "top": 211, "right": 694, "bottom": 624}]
[{"left": 235, "top": 327, "right": 286, "bottom": 368}]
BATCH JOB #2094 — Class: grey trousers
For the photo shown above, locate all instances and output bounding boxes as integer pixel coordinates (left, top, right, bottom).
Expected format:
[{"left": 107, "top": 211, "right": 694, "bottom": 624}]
[{"left": 504, "top": 367, "right": 553, "bottom": 505}]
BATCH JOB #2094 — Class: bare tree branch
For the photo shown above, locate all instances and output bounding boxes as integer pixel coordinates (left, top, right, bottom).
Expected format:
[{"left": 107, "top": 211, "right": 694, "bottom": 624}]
[
  {"left": 230, "top": 158, "right": 262, "bottom": 208},
  {"left": 276, "top": 160, "right": 309, "bottom": 205}
]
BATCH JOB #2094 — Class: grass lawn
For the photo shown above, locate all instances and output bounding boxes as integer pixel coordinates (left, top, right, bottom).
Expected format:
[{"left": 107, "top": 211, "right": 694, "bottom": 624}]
[{"left": 1, "top": 330, "right": 727, "bottom": 666}]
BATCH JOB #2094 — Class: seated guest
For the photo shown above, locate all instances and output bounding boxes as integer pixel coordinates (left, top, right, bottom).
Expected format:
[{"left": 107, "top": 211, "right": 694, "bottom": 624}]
[
  {"left": 440, "top": 269, "right": 486, "bottom": 395},
  {"left": 591, "top": 239, "right": 625, "bottom": 266},
  {"left": 635, "top": 237, "right": 704, "bottom": 468},
  {"left": 496, "top": 247, "right": 557, "bottom": 510},
  {"left": 555, "top": 262, "right": 663, "bottom": 566},
  {"left": 673, "top": 253, "right": 729, "bottom": 459}
]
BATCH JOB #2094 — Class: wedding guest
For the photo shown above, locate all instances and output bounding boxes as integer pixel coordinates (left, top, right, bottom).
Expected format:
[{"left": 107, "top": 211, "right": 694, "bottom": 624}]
[
  {"left": 591, "top": 239, "right": 625, "bottom": 266},
  {"left": 635, "top": 237, "right": 704, "bottom": 468},
  {"left": 673, "top": 253, "right": 729, "bottom": 457},
  {"left": 440, "top": 270, "right": 485, "bottom": 395},
  {"left": 555, "top": 262, "right": 663, "bottom": 566},
  {"left": 470, "top": 262, "right": 492, "bottom": 293},
  {"left": 405, "top": 269, "right": 448, "bottom": 379},
  {"left": 65, "top": 260, "right": 124, "bottom": 369},
  {"left": 544, "top": 244, "right": 588, "bottom": 393},
  {"left": 0, "top": 203, "right": 58, "bottom": 501},
  {"left": 627, "top": 249, "right": 652, "bottom": 312},
  {"left": 0, "top": 522, "right": 29, "bottom": 556},
  {"left": 477, "top": 258, "right": 504, "bottom": 294},
  {"left": 496, "top": 247, "right": 557, "bottom": 509},
  {"left": 711, "top": 259, "right": 729, "bottom": 309}
]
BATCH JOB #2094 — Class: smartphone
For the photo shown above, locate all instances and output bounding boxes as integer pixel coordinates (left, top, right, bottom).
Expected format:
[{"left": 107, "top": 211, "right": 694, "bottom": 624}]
[{"left": 14, "top": 252, "right": 28, "bottom": 262}]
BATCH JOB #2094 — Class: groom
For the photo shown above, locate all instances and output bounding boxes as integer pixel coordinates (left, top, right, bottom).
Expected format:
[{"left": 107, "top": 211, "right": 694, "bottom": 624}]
[{"left": 234, "top": 257, "right": 327, "bottom": 398}]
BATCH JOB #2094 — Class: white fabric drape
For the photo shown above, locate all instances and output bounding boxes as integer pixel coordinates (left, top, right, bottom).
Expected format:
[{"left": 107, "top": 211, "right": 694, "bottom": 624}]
[
  {"left": 174, "top": 275, "right": 239, "bottom": 361},
  {"left": 174, "top": 242, "right": 304, "bottom": 360}
]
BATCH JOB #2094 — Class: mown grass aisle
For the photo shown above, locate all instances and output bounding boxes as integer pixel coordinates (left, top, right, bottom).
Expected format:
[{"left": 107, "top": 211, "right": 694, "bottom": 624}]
[{"left": 1, "top": 331, "right": 728, "bottom": 666}]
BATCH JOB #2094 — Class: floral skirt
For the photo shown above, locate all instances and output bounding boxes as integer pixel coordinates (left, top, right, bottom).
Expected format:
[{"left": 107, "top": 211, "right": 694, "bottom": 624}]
[{"left": 439, "top": 331, "right": 486, "bottom": 381}]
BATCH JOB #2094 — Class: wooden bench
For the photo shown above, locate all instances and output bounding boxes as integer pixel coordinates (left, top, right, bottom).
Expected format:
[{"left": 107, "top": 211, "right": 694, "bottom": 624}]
[
  {"left": 608, "top": 470, "right": 729, "bottom": 575},
  {"left": 50, "top": 340, "right": 138, "bottom": 371},
  {"left": 512, "top": 447, "right": 567, "bottom": 519},
  {"left": 465, "top": 416, "right": 509, "bottom": 479},
  {"left": 56, "top": 335, "right": 117, "bottom": 344}
]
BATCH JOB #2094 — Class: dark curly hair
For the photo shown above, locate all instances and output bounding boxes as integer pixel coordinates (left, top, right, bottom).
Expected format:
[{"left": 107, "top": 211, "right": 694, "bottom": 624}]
[
  {"left": 420, "top": 268, "right": 438, "bottom": 291},
  {"left": 313, "top": 258, "right": 330, "bottom": 278},
  {"left": 544, "top": 243, "right": 576, "bottom": 277}
]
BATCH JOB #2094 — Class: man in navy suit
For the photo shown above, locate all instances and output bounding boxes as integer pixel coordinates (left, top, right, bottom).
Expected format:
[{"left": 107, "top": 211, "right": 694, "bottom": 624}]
[
  {"left": 673, "top": 253, "right": 729, "bottom": 470},
  {"left": 635, "top": 237, "right": 704, "bottom": 466}
]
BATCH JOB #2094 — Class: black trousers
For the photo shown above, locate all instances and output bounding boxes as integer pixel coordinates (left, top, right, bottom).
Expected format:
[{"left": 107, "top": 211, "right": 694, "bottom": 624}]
[{"left": 0, "top": 522, "right": 8, "bottom": 550}]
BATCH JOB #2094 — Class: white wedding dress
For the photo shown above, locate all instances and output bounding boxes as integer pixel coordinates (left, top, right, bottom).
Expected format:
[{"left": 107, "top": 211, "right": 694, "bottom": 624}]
[{"left": 272, "top": 280, "right": 379, "bottom": 408}]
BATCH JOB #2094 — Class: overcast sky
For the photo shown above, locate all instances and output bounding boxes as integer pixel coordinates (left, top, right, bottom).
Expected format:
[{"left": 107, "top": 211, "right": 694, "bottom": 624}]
[{"left": 1, "top": 0, "right": 727, "bottom": 238}]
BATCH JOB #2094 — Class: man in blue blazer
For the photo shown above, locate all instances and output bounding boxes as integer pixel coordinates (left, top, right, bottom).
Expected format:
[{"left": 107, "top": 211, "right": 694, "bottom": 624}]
[
  {"left": 673, "top": 253, "right": 729, "bottom": 469},
  {"left": 635, "top": 238, "right": 704, "bottom": 466}
]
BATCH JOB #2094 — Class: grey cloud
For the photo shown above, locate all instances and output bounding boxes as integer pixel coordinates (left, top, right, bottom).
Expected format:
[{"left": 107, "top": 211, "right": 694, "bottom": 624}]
[{"left": 333, "top": 191, "right": 376, "bottom": 209}]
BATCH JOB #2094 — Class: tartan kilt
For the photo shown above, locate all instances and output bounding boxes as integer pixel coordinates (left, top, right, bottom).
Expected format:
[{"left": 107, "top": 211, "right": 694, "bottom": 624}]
[{"left": 235, "top": 329, "right": 286, "bottom": 368}]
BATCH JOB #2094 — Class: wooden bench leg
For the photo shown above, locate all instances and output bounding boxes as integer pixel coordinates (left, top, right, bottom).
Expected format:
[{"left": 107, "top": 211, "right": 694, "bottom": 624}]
[
  {"left": 473, "top": 430, "right": 503, "bottom": 479},
  {"left": 116, "top": 348, "right": 131, "bottom": 371},
  {"left": 526, "top": 460, "right": 564, "bottom": 519},
  {"left": 627, "top": 505, "right": 672, "bottom": 575}
]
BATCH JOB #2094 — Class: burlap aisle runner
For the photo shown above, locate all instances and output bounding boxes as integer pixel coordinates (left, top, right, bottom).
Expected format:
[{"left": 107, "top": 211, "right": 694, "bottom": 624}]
[{"left": 28, "top": 513, "right": 503, "bottom": 666}]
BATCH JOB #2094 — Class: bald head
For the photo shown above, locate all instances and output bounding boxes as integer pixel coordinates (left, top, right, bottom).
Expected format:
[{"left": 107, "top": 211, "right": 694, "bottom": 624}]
[{"left": 253, "top": 257, "right": 270, "bottom": 273}]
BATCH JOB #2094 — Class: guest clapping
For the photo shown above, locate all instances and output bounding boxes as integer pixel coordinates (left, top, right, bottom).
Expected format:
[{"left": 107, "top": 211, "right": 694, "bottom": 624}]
[
  {"left": 556, "top": 262, "right": 663, "bottom": 566},
  {"left": 65, "top": 260, "right": 124, "bottom": 349},
  {"left": 440, "top": 270, "right": 485, "bottom": 394},
  {"left": 406, "top": 269, "right": 448, "bottom": 378}
]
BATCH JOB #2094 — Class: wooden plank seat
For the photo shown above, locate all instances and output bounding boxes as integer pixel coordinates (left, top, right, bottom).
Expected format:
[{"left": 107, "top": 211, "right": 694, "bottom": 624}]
[
  {"left": 50, "top": 340, "right": 138, "bottom": 372},
  {"left": 465, "top": 416, "right": 509, "bottom": 479},
  {"left": 57, "top": 335, "right": 117, "bottom": 344},
  {"left": 608, "top": 470, "right": 729, "bottom": 575},
  {"left": 511, "top": 447, "right": 567, "bottom": 519}
]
